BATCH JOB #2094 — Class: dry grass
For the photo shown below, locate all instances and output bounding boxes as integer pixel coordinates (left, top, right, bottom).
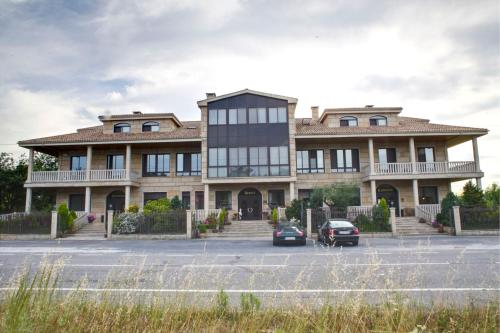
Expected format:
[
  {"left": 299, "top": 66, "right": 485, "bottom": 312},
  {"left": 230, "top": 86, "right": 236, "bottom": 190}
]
[{"left": 0, "top": 266, "right": 498, "bottom": 333}]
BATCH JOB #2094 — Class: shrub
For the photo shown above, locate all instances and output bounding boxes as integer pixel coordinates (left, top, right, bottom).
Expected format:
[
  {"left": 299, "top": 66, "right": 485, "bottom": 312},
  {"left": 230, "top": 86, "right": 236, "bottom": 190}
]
[
  {"left": 57, "top": 203, "right": 70, "bottom": 232},
  {"left": 271, "top": 208, "right": 278, "bottom": 224},
  {"left": 240, "top": 293, "right": 261, "bottom": 313},
  {"left": 353, "top": 213, "right": 390, "bottom": 232},
  {"left": 143, "top": 198, "right": 171, "bottom": 215},
  {"left": 460, "top": 181, "right": 485, "bottom": 206},
  {"left": 170, "top": 195, "right": 182, "bottom": 209},
  {"left": 218, "top": 208, "right": 227, "bottom": 228},
  {"left": 438, "top": 192, "right": 459, "bottom": 226},
  {"left": 484, "top": 183, "right": 499, "bottom": 208},
  {"left": 206, "top": 215, "right": 217, "bottom": 229},
  {"left": 285, "top": 199, "right": 304, "bottom": 221},
  {"left": 371, "top": 199, "right": 391, "bottom": 232},
  {"left": 127, "top": 204, "right": 139, "bottom": 213},
  {"left": 198, "top": 224, "right": 207, "bottom": 233},
  {"left": 114, "top": 212, "right": 141, "bottom": 234}
]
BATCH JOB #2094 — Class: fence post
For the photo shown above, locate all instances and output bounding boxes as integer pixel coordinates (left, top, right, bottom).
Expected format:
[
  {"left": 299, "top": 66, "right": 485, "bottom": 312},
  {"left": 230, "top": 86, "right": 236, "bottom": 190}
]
[
  {"left": 306, "top": 208, "right": 312, "bottom": 239},
  {"left": 453, "top": 206, "right": 462, "bottom": 236},
  {"left": 390, "top": 208, "right": 397, "bottom": 237},
  {"left": 186, "top": 210, "right": 192, "bottom": 239},
  {"left": 107, "top": 210, "right": 114, "bottom": 240},
  {"left": 50, "top": 211, "right": 57, "bottom": 239}
]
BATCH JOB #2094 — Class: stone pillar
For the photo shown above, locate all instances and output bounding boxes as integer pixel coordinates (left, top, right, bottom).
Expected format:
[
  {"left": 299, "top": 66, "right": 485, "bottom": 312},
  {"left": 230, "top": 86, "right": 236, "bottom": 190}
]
[
  {"left": 204, "top": 184, "right": 209, "bottom": 217},
  {"left": 472, "top": 138, "right": 482, "bottom": 189},
  {"left": 409, "top": 137, "right": 416, "bottom": 173},
  {"left": 107, "top": 210, "right": 114, "bottom": 239},
  {"left": 289, "top": 182, "right": 295, "bottom": 202},
  {"left": 27, "top": 148, "right": 34, "bottom": 182},
  {"left": 370, "top": 180, "right": 377, "bottom": 205},
  {"left": 306, "top": 208, "right": 312, "bottom": 239},
  {"left": 453, "top": 206, "right": 462, "bottom": 236},
  {"left": 86, "top": 145, "right": 92, "bottom": 180},
  {"left": 25, "top": 188, "right": 32, "bottom": 213},
  {"left": 125, "top": 144, "right": 132, "bottom": 179},
  {"left": 85, "top": 186, "right": 91, "bottom": 213},
  {"left": 368, "top": 138, "right": 375, "bottom": 175},
  {"left": 412, "top": 179, "right": 419, "bottom": 209},
  {"left": 186, "top": 210, "right": 192, "bottom": 239},
  {"left": 50, "top": 210, "right": 58, "bottom": 239},
  {"left": 390, "top": 207, "right": 397, "bottom": 236},
  {"left": 125, "top": 185, "right": 131, "bottom": 210}
]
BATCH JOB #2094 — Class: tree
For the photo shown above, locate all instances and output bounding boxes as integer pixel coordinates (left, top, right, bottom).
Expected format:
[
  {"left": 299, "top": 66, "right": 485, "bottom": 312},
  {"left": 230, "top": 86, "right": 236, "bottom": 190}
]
[
  {"left": 143, "top": 198, "right": 171, "bottom": 215},
  {"left": 484, "top": 183, "right": 499, "bottom": 208},
  {"left": 460, "top": 181, "right": 484, "bottom": 206},
  {"left": 309, "top": 187, "right": 325, "bottom": 208},
  {"left": 170, "top": 195, "right": 182, "bottom": 209},
  {"left": 322, "top": 183, "right": 360, "bottom": 209}
]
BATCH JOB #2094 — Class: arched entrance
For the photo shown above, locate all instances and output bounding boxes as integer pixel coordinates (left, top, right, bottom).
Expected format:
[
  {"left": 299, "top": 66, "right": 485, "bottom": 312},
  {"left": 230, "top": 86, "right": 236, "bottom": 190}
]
[
  {"left": 106, "top": 190, "right": 125, "bottom": 214},
  {"left": 376, "top": 184, "right": 400, "bottom": 217},
  {"left": 238, "top": 188, "right": 262, "bottom": 220}
]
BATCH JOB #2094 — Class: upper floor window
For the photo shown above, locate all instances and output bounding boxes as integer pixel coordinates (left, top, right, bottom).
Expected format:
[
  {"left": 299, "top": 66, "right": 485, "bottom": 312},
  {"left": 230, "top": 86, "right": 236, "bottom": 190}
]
[
  {"left": 142, "top": 121, "right": 160, "bottom": 132},
  {"left": 297, "top": 150, "right": 324, "bottom": 173},
  {"left": 229, "top": 147, "right": 248, "bottom": 177},
  {"left": 208, "top": 148, "right": 227, "bottom": 177},
  {"left": 208, "top": 109, "right": 226, "bottom": 125},
  {"left": 378, "top": 148, "right": 397, "bottom": 164},
  {"left": 249, "top": 147, "right": 269, "bottom": 176},
  {"left": 248, "top": 108, "right": 266, "bottom": 124},
  {"left": 269, "top": 107, "right": 287, "bottom": 123},
  {"left": 114, "top": 123, "right": 131, "bottom": 133},
  {"left": 176, "top": 153, "right": 201, "bottom": 176},
  {"left": 228, "top": 108, "right": 247, "bottom": 124},
  {"left": 70, "top": 155, "right": 87, "bottom": 171},
  {"left": 107, "top": 154, "right": 124, "bottom": 169},
  {"left": 369, "top": 115, "right": 387, "bottom": 126},
  {"left": 143, "top": 154, "right": 170, "bottom": 176},
  {"left": 340, "top": 116, "right": 358, "bottom": 127},
  {"left": 269, "top": 146, "right": 289, "bottom": 176},
  {"left": 331, "top": 149, "right": 359, "bottom": 172}
]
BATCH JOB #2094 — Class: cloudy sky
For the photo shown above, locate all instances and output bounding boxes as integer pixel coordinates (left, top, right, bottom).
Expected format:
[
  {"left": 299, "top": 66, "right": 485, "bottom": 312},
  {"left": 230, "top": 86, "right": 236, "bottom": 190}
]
[{"left": 0, "top": 0, "right": 498, "bottom": 189}]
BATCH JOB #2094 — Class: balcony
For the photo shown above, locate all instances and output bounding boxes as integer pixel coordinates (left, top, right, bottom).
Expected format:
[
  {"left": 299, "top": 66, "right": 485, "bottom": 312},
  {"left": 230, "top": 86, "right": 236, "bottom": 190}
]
[
  {"left": 363, "top": 161, "right": 482, "bottom": 181},
  {"left": 27, "top": 169, "right": 139, "bottom": 187}
]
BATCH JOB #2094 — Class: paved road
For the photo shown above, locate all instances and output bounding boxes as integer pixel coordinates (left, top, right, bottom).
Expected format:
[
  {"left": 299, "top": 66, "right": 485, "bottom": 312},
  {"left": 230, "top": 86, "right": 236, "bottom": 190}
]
[{"left": 0, "top": 236, "right": 499, "bottom": 306}]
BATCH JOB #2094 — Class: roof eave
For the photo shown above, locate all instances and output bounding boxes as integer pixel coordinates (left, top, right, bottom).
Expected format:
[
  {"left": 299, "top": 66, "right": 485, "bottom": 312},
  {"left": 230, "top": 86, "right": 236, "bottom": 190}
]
[{"left": 197, "top": 89, "right": 298, "bottom": 107}]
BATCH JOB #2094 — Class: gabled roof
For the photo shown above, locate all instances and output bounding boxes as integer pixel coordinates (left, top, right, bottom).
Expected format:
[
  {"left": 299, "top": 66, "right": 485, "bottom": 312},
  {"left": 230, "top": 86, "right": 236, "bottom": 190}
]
[
  {"left": 197, "top": 89, "right": 298, "bottom": 107},
  {"left": 318, "top": 106, "right": 402, "bottom": 123}
]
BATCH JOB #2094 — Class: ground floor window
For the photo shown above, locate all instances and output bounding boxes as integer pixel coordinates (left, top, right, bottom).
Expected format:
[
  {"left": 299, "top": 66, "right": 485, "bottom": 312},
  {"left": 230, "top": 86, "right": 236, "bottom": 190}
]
[
  {"left": 215, "top": 191, "right": 232, "bottom": 209},
  {"left": 195, "top": 191, "right": 204, "bottom": 209},
  {"left": 69, "top": 194, "right": 85, "bottom": 211},
  {"left": 143, "top": 192, "right": 167, "bottom": 206},
  {"left": 298, "top": 189, "right": 312, "bottom": 201},
  {"left": 182, "top": 191, "right": 191, "bottom": 209},
  {"left": 419, "top": 186, "right": 438, "bottom": 204},
  {"left": 268, "top": 190, "right": 285, "bottom": 208}
]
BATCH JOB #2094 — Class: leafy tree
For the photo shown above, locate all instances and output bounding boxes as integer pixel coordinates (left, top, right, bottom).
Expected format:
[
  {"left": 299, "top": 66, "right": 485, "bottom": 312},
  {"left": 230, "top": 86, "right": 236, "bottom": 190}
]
[
  {"left": 285, "top": 199, "right": 305, "bottom": 221},
  {"left": 309, "top": 187, "right": 325, "bottom": 208},
  {"left": 484, "top": 183, "right": 499, "bottom": 208},
  {"left": 460, "top": 181, "right": 484, "bottom": 206},
  {"left": 311, "top": 183, "right": 360, "bottom": 209},
  {"left": 143, "top": 198, "right": 171, "bottom": 215},
  {"left": 170, "top": 195, "right": 182, "bottom": 209}
]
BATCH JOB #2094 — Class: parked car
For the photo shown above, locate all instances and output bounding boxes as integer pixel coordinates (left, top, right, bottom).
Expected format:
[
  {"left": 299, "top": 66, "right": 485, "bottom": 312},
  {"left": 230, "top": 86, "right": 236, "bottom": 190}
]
[
  {"left": 317, "top": 219, "right": 359, "bottom": 246},
  {"left": 273, "top": 223, "right": 306, "bottom": 246}
]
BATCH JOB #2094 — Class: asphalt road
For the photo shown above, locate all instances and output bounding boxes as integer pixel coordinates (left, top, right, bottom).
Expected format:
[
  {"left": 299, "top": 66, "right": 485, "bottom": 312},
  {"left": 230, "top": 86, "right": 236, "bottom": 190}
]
[{"left": 0, "top": 236, "right": 499, "bottom": 306}]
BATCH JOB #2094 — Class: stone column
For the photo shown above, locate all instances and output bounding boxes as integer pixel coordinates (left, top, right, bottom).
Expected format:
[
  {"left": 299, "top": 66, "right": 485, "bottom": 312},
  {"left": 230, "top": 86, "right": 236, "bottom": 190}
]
[
  {"left": 125, "top": 186, "right": 131, "bottom": 210},
  {"left": 125, "top": 144, "right": 132, "bottom": 179},
  {"left": 51, "top": 211, "right": 58, "bottom": 239},
  {"left": 84, "top": 186, "right": 91, "bottom": 213},
  {"left": 306, "top": 208, "right": 312, "bottom": 239},
  {"left": 204, "top": 184, "right": 209, "bottom": 217},
  {"left": 409, "top": 137, "right": 416, "bottom": 173},
  {"left": 370, "top": 180, "right": 377, "bottom": 205},
  {"left": 107, "top": 210, "right": 114, "bottom": 239},
  {"left": 368, "top": 138, "right": 375, "bottom": 175},
  {"left": 472, "top": 137, "right": 482, "bottom": 188},
  {"left": 452, "top": 206, "right": 461, "bottom": 236},
  {"left": 27, "top": 148, "right": 34, "bottom": 182},
  {"left": 86, "top": 145, "right": 92, "bottom": 180},
  {"left": 25, "top": 188, "right": 32, "bottom": 213},
  {"left": 412, "top": 179, "right": 419, "bottom": 209},
  {"left": 390, "top": 207, "right": 397, "bottom": 236},
  {"left": 186, "top": 210, "right": 192, "bottom": 239},
  {"left": 289, "top": 182, "right": 295, "bottom": 202}
]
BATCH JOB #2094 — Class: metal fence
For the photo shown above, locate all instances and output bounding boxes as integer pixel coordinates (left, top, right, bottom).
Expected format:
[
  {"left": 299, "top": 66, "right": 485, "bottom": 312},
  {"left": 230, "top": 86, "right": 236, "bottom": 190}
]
[
  {"left": 0, "top": 212, "right": 51, "bottom": 234},
  {"left": 460, "top": 206, "right": 499, "bottom": 230}
]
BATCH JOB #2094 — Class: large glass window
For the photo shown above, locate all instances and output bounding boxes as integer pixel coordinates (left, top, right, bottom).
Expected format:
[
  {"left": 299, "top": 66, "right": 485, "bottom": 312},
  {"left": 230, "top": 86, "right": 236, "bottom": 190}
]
[
  {"left": 142, "top": 121, "right": 160, "bottom": 132},
  {"left": 249, "top": 147, "right": 269, "bottom": 176},
  {"left": 331, "top": 149, "right": 360, "bottom": 172},
  {"left": 182, "top": 191, "right": 191, "bottom": 209},
  {"left": 208, "top": 109, "right": 226, "bottom": 125},
  {"left": 229, "top": 147, "right": 248, "bottom": 177},
  {"left": 417, "top": 147, "right": 435, "bottom": 163},
  {"left": 176, "top": 153, "right": 201, "bottom": 176},
  {"left": 369, "top": 115, "right": 387, "bottom": 126},
  {"left": 215, "top": 191, "right": 232, "bottom": 209},
  {"left": 114, "top": 123, "right": 131, "bottom": 133},
  {"left": 143, "top": 154, "right": 170, "bottom": 176},
  {"left": 208, "top": 148, "right": 227, "bottom": 177},
  {"left": 340, "top": 116, "right": 358, "bottom": 127},
  {"left": 195, "top": 191, "right": 204, "bottom": 209},
  {"left": 269, "top": 107, "right": 287, "bottom": 123},
  {"left": 143, "top": 192, "right": 167, "bottom": 205},
  {"left": 419, "top": 186, "right": 438, "bottom": 204},
  {"left": 70, "top": 156, "right": 87, "bottom": 171},
  {"left": 248, "top": 108, "right": 266, "bottom": 124},
  {"left": 228, "top": 108, "right": 247, "bottom": 124},
  {"left": 378, "top": 148, "right": 397, "bottom": 164},
  {"left": 296, "top": 150, "right": 324, "bottom": 173},
  {"left": 69, "top": 194, "right": 85, "bottom": 211},
  {"left": 107, "top": 155, "right": 124, "bottom": 169},
  {"left": 268, "top": 190, "right": 285, "bottom": 208},
  {"left": 269, "top": 146, "right": 289, "bottom": 176}
]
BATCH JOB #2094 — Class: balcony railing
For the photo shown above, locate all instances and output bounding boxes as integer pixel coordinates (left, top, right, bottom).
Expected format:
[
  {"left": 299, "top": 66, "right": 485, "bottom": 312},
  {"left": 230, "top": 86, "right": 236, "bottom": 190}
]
[
  {"left": 369, "top": 161, "right": 478, "bottom": 176},
  {"left": 30, "top": 169, "right": 137, "bottom": 183}
]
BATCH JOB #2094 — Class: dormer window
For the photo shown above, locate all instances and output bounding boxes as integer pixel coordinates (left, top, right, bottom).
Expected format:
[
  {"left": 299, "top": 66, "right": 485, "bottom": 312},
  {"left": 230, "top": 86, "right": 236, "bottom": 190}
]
[
  {"left": 114, "top": 123, "right": 131, "bottom": 133},
  {"left": 143, "top": 121, "right": 160, "bottom": 132},
  {"left": 340, "top": 116, "right": 358, "bottom": 127},
  {"left": 369, "top": 115, "right": 387, "bottom": 126}
]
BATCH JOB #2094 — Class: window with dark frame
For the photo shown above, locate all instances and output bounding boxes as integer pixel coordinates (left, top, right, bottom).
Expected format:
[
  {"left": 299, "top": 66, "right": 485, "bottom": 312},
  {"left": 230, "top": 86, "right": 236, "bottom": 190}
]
[
  {"left": 269, "top": 146, "right": 289, "bottom": 176},
  {"left": 269, "top": 107, "right": 287, "bottom": 123},
  {"left": 107, "top": 155, "right": 124, "bottom": 169},
  {"left": 418, "top": 186, "right": 438, "bottom": 204},
  {"left": 70, "top": 156, "right": 87, "bottom": 171},
  {"left": 195, "top": 191, "right": 204, "bottom": 209},
  {"left": 369, "top": 115, "right": 387, "bottom": 126},
  {"left": 417, "top": 147, "right": 435, "bottom": 163},
  {"left": 182, "top": 191, "right": 191, "bottom": 209},
  {"left": 378, "top": 148, "right": 397, "bottom": 164},
  {"left": 176, "top": 153, "right": 201, "bottom": 176},
  {"left": 215, "top": 191, "right": 232, "bottom": 209},
  {"left": 268, "top": 190, "right": 285, "bottom": 208},
  {"left": 248, "top": 108, "right": 266, "bottom": 124},
  {"left": 208, "top": 148, "right": 227, "bottom": 177},
  {"left": 113, "top": 123, "right": 131, "bottom": 133},
  {"left": 297, "top": 150, "right": 324, "bottom": 173},
  {"left": 143, "top": 154, "right": 170, "bottom": 176},
  {"left": 142, "top": 121, "right": 160, "bottom": 132},
  {"left": 143, "top": 192, "right": 167, "bottom": 205},
  {"left": 228, "top": 108, "right": 247, "bottom": 125},
  {"left": 208, "top": 109, "right": 227, "bottom": 125},
  {"left": 69, "top": 194, "right": 85, "bottom": 211},
  {"left": 331, "top": 149, "right": 360, "bottom": 172},
  {"left": 229, "top": 147, "right": 249, "bottom": 177},
  {"left": 339, "top": 116, "right": 358, "bottom": 127}
]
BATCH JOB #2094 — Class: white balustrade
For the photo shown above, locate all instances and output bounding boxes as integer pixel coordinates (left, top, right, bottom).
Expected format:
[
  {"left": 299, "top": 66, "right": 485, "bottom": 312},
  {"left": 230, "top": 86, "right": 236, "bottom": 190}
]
[
  {"left": 415, "top": 204, "right": 441, "bottom": 222},
  {"left": 30, "top": 169, "right": 132, "bottom": 183},
  {"left": 0, "top": 212, "right": 27, "bottom": 221},
  {"left": 347, "top": 206, "right": 373, "bottom": 220},
  {"left": 375, "top": 162, "right": 413, "bottom": 175},
  {"left": 371, "top": 161, "right": 478, "bottom": 176}
]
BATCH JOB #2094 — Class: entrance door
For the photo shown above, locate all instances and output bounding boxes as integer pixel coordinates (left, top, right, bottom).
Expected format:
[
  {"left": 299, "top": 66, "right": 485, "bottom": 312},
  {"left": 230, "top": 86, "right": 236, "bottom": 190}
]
[
  {"left": 238, "top": 188, "right": 262, "bottom": 220},
  {"left": 376, "top": 184, "right": 400, "bottom": 217},
  {"left": 106, "top": 190, "right": 125, "bottom": 214}
]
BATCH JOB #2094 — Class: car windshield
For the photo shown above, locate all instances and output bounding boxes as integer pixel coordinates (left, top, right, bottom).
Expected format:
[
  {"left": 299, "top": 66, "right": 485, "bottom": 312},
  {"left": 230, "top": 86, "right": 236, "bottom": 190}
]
[
  {"left": 281, "top": 226, "right": 300, "bottom": 232},
  {"left": 327, "top": 220, "right": 353, "bottom": 228}
]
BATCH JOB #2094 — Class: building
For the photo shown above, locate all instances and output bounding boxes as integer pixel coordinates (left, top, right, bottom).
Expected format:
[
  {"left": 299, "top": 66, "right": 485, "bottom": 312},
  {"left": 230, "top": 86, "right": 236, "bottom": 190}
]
[{"left": 19, "top": 89, "right": 487, "bottom": 220}]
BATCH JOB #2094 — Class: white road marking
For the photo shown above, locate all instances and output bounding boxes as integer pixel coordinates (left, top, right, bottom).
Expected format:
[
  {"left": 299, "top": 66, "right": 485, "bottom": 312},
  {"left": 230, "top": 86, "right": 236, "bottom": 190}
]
[
  {"left": 182, "top": 264, "right": 286, "bottom": 268},
  {"left": 414, "top": 251, "right": 440, "bottom": 254},
  {"left": 0, "top": 247, "right": 124, "bottom": 254},
  {"left": 364, "top": 252, "right": 392, "bottom": 255},
  {"left": 0, "top": 254, "right": 15, "bottom": 256},
  {"left": 0, "top": 287, "right": 497, "bottom": 293},
  {"left": 343, "top": 262, "right": 449, "bottom": 266},
  {"left": 64, "top": 264, "right": 135, "bottom": 267},
  {"left": 164, "top": 254, "right": 194, "bottom": 257}
]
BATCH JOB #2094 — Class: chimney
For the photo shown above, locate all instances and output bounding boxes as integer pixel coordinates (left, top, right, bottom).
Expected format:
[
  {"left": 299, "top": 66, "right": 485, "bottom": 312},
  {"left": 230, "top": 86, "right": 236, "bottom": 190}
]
[
  {"left": 206, "top": 92, "right": 216, "bottom": 99},
  {"left": 365, "top": 105, "right": 374, "bottom": 108},
  {"left": 132, "top": 111, "right": 142, "bottom": 115},
  {"left": 311, "top": 106, "right": 319, "bottom": 121}
]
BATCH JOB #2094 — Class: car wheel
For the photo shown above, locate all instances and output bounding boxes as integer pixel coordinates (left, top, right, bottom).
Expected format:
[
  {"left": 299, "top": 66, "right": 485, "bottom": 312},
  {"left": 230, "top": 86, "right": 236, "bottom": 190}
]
[
  {"left": 301, "top": 239, "right": 307, "bottom": 246},
  {"left": 352, "top": 240, "right": 359, "bottom": 246}
]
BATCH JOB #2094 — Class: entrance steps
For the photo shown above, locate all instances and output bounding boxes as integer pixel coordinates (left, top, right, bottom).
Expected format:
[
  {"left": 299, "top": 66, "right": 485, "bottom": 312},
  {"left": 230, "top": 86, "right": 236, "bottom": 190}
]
[
  {"left": 205, "top": 220, "right": 274, "bottom": 238},
  {"left": 395, "top": 217, "right": 440, "bottom": 235},
  {"left": 64, "top": 221, "right": 106, "bottom": 239}
]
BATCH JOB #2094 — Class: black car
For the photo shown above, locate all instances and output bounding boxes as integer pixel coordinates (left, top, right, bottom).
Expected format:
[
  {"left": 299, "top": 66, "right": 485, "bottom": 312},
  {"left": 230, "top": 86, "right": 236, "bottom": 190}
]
[
  {"left": 273, "top": 223, "right": 307, "bottom": 246},
  {"left": 317, "top": 219, "right": 360, "bottom": 246}
]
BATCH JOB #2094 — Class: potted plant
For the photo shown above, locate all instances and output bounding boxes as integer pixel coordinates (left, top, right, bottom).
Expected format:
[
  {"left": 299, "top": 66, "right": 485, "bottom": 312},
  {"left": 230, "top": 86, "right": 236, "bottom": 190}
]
[
  {"left": 87, "top": 214, "right": 96, "bottom": 223},
  {"left": 198, "top": 224, "right": 208, "bottom": 238}
]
